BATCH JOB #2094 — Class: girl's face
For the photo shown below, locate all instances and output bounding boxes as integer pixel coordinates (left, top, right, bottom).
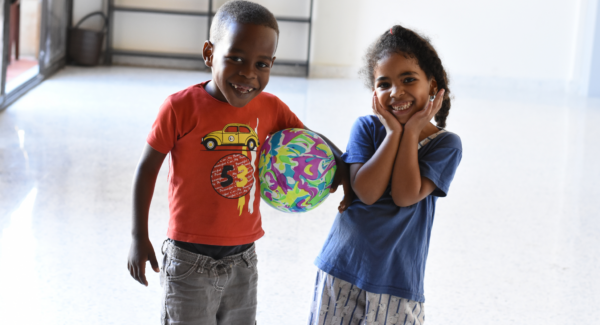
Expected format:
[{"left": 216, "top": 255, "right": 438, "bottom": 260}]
[{"left": 373, "top": 52, "right": 437, "bottom": 124}]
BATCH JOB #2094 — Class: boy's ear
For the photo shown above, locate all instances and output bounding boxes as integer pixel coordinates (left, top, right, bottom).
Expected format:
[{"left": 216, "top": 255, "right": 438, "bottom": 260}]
[
  {"left": 270, "top": 56, "right": 276, "bottom": 67},
  {"left": 203, "top": 41, "right": 214, "bottom": 68}
]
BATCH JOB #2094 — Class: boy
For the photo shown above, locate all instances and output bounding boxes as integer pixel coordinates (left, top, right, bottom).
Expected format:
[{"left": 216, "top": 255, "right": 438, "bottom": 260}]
[{"left": 126, "top": 1, "right": 349, "bottom": 324}]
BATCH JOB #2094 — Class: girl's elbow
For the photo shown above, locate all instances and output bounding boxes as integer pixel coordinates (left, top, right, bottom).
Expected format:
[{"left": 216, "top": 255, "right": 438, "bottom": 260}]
[
  {"left": 392, "top": 196, "right": 414, "bottom": 207},
  {"left": 355, "top": 193, "right": 377, "bottom": 206}
]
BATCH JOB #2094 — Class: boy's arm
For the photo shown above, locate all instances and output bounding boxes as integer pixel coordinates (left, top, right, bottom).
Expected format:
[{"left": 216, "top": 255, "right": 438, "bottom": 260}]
[
  {"left": 127, "top": 143, "right": 167, "bottom": 286},
  {"left": 304, "top": 126, "right": 354, "bottom": 212},
  {"left": 390, "top": 90, "right": 444, "bottom": 207}
]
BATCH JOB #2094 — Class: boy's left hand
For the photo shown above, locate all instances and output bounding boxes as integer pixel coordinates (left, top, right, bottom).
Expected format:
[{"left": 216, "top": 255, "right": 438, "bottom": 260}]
[
  {"left": 330, "top": 159, "right": 353, "bottom": 212},
  {"left": 329, "top": 158, "right": 347, "bottom": 193}
]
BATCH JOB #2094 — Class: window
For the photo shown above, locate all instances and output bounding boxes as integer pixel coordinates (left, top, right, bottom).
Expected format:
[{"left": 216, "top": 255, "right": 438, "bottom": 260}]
[
  {"left": 225, "top": 126, "right": 238, "bottom": 132},
  {"left": 240, "top": 126, "right": 251, "bottom": 133}
]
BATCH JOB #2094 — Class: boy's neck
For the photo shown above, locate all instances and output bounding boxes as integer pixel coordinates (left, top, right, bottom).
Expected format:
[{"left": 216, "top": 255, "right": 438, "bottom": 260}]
[{"left": 204, "top": 81, "right": 228, "bottom": 103}]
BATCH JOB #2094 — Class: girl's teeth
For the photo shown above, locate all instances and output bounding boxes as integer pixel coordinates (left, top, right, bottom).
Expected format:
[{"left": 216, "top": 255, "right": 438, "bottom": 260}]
[{"left": 392, "top": 102, "right": 412, "bottom": 111}]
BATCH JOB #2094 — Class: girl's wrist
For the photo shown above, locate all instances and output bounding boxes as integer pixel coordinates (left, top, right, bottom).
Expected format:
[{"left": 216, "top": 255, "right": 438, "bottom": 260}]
[
  {"left": 402, "top": 128, "right": 420, "bottom": 141},
  {"left": 385, "top": 129, "right": 402, "bottom": 138}
]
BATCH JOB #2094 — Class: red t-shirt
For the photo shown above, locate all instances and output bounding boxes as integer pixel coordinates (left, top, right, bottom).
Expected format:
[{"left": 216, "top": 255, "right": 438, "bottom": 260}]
[{"left": 147, "top": 81, "right": 304, "bottom": 245}]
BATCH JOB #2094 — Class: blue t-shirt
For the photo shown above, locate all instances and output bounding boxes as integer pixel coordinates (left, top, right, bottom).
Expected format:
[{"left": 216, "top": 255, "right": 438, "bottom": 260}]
[{"left": 315, "top": 115, "right": 462, "bottom": 302}]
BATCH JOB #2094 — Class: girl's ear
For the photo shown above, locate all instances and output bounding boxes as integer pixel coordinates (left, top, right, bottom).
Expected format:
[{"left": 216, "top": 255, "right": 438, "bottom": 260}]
[{"left": 429, "top": 78, "right": 438, "bottom": 96}]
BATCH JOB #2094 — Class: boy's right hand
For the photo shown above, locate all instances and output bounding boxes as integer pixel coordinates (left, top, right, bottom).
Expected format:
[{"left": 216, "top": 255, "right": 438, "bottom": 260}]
[{"left": 127, "top": 237, "right": 160, "bottom": 286}]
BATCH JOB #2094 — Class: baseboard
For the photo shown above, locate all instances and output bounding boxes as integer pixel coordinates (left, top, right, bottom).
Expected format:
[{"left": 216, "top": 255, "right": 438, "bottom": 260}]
[
  {"left": 309, "top": 64, "right": 360, "bottom": 79},
  {"left": 450, "top": 74, "right": 571, "bottom": 95},
  {"left": 112, "top": 55, "right": 208, "bottom": 71}
]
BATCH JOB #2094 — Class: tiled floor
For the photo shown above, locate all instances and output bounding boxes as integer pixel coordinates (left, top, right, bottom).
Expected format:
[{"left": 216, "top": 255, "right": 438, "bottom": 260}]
[{"left": 0, "top": 66, "right": 599, "bottom": 324}]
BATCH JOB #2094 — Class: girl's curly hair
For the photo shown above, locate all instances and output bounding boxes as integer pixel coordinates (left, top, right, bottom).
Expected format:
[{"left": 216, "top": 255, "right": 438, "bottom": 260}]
[{"left": 359, "top": 25, "right": 451, "bottom": 128}]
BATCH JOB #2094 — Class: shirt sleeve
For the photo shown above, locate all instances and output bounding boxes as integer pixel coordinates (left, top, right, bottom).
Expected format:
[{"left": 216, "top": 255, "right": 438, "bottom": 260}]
[
  {"left": 341, "top": 117, "right": 375, "bottom": 164},
  {"left": 146, "top": 97, "right": 178, "bottom": 154},
  {"left": 419, "top": 133, "right": 462, "bottom": 197},
  {"left": 276, "top": 99, "right": 304, "bottom": 130}
]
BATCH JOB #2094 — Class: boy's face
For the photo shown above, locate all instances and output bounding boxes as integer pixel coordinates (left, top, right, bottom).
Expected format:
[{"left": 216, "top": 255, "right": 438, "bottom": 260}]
[{"left": 203, "top": 22, "right": 278, "bottom": 108}]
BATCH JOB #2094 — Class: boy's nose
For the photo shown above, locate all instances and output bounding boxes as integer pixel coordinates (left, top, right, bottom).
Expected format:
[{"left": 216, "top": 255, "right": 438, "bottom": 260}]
[{"left": 239, "top": 63, "right": 257, "bottom": 79}]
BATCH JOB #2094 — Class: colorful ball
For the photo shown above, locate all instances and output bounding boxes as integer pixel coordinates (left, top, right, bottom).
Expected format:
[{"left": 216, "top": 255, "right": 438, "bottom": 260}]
[{"left": 258, "top": 128, "right": 337, "bottom": 213}]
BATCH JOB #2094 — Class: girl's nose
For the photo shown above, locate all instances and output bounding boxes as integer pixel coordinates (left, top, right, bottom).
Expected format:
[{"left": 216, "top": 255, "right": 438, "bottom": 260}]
[{"left": 391, "top": 85, "right": 405, "bottom": 98}]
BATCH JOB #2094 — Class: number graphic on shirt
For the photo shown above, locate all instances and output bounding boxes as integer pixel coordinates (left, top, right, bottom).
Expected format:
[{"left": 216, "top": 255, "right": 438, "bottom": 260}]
[
  {"left": 210, "top": 154, "right": 255, "bottom": 199},
  {"left": 236, "top": 165, "right": 248, "bottom": 187},
  {"left": 220, "top": 166, "right": 234, "bottom": 187}
]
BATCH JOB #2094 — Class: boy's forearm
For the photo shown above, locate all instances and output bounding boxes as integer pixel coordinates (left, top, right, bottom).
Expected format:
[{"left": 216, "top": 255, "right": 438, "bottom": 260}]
[
  {"left": 305, "top": 127, "right": 342, "bottom": 160},
  {"left": 391, "top": 131, "right": 424, "bottom": 206},
  {"left": 132, "top": 165, "right": 158, "bottom": 239}
]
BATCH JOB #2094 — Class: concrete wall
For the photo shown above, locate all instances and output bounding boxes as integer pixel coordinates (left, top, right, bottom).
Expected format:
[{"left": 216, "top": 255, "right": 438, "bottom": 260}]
[{"left": 72, "top": 0, "right": 600, "bottom": 94}]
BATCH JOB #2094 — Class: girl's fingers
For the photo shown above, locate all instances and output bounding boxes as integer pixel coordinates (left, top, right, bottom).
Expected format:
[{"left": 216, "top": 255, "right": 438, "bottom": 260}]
[{"left": 430, "top": 89, "right": 445, "bottom": 117}]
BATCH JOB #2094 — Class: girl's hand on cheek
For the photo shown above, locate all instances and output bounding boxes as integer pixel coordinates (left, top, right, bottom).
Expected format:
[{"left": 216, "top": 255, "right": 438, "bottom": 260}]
[
  {"left": 405, "top": 89, "right": 445, "bottom": 135},
  {"left": 372, "top": 91, "right": 402, "bottom": 135}
]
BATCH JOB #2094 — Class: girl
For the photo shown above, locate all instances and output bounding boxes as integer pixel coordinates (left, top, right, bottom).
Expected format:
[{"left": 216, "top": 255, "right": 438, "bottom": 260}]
[{"left": 309, "top": 25, "right": 462, "bottom": 325}]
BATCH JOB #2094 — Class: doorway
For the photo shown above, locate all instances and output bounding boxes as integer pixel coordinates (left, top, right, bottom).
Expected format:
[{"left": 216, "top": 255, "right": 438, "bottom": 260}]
[
  {"left": 5, "top": 0, "right": 40, "bottom": 93},
  {"left": 0, "top": 0, "right": 72, "bottom": 111}
]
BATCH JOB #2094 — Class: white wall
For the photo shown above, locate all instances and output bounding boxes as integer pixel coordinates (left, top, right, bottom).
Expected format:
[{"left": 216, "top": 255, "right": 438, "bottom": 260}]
[
  {"left": 72, "top": 0, "right": 598, "bottom": 93},
  {"left": 588, "top": 0, "right": 600, "bottom": 96},
  {"left": 310, "top": 0, "right": 592, "bottom": 92}
]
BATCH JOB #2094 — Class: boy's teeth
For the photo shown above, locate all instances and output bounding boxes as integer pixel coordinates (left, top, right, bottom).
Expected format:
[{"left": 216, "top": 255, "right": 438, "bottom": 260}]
[{"left": 231, "top": 83, "right": 254, "bottom": 93}]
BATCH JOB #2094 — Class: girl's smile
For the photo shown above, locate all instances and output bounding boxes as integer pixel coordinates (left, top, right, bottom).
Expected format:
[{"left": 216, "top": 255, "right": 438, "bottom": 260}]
[{"left": 373, "top": 52, "right": 436, "bottom": 124}]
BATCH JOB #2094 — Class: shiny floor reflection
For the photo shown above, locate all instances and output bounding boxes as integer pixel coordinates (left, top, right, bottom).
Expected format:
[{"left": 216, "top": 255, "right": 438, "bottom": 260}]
[{"left": 0, "top": 66, "right": 599, "bottom": 324}]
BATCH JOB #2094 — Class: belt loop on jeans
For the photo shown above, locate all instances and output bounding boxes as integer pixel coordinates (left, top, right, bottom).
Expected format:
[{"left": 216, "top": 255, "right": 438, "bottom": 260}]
[
  {"left": 161, "top": 239, "right": 169, "bottom": 255},
  {"left": 242, "top": 249, "right": 253, "bottom": 268},
  {"left": 196, "top": 256, "right": 207, "bottom": 273}
]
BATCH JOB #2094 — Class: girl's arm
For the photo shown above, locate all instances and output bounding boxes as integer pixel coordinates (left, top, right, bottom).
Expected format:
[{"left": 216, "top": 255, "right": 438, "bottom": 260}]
[
  {"left": 391, "top": 90, "right": 445, "bottom": 207},
  {"left": 351, "top": 93, "right": 403, "bottom": 205}
]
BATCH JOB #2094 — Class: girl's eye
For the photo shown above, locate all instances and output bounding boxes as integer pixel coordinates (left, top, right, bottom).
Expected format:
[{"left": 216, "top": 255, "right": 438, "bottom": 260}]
[
  {"left": 403, "top": 77, "right": 416, "bottom": 83},
  {"left": 377, "top": 82, "right": 390, "bottom": 89}
]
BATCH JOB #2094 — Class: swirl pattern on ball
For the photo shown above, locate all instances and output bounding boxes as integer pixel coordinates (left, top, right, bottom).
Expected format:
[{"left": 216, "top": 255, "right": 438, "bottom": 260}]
[{"left": 258, "top": 128, "right": 337, "bottom": 213}]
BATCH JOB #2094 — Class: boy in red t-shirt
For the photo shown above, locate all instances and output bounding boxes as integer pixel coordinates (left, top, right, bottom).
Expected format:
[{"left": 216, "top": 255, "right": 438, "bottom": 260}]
[{"left": 126, "top": 1, "right": 350, "bottom": 324}]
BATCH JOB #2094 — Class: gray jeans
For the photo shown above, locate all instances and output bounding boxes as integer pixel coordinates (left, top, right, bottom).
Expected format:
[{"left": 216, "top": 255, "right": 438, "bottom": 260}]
[{"left": 160, "top": 240, "right": 258, "bottom": 325}]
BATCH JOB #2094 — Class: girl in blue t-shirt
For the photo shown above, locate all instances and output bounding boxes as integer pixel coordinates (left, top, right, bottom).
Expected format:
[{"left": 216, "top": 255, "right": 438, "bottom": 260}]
[{"left": 308, "top": 25, "right": 462, "bottom": 325}]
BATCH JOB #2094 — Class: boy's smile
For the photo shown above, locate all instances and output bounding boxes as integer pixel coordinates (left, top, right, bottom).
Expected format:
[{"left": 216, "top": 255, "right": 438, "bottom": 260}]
[
  {"left": 373, "top": 52, "right": 436, "bottom": 124},
  {"left": 203, "top": 22, "right": 278, "bottom": 107}
]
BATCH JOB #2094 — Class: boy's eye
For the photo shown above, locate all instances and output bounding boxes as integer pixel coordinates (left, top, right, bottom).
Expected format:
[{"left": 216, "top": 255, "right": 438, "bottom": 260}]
[
  {"left": 228, "top": 57, "right": 242, "bottom": 62},
  {"left": 257, "top": 62, "right": 269, "bottom": 68}
]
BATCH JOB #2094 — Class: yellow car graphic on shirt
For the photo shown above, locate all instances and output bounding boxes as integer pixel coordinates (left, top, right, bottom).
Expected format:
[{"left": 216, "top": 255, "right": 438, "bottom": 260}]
[{"left": 202, "top": 123, "right": 260, "bottom": 151}]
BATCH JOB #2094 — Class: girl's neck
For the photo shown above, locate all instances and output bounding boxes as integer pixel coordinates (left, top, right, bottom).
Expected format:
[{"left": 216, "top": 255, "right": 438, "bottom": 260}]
[{"left": 418, "top": 122, "right": 441, "bottom": 142}]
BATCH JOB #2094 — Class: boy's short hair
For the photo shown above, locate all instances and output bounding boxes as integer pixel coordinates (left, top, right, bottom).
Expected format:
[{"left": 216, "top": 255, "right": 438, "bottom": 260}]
[{"left": 209, "top": 0, "right": 279, "bottom": 45}]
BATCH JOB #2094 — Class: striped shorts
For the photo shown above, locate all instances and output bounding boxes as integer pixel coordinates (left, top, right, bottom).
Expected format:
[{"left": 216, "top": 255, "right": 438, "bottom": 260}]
[{"left": 308, "top": 269, "right": 425, "bottom": 325}]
